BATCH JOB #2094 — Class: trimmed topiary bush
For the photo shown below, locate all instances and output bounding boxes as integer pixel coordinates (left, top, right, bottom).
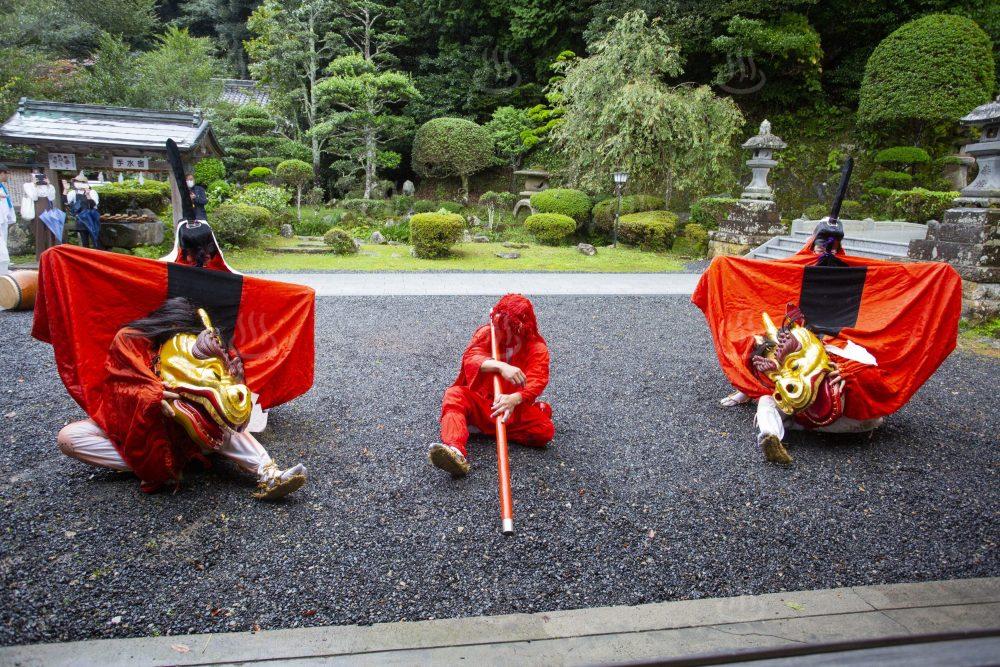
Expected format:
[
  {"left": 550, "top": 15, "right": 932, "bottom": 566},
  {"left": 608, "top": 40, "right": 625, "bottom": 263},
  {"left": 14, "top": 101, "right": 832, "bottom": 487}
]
[
  {"left": 341, "top": 198, "right": 389, "bottom": 219},
  {"left": 524, "top": 213, "right": 576, "bottom": 245},
  {"left": 858, "top": 14, "right": 995, "bottom": 142},
  {"left": 529, "top": 188, "right": 592, "bottom": 227},
  {"left": 412, "top": 199, "right": 439, "bottom": 214},
  {"left": 211, "top": 203, "right": 270, "bottom": 248},
  {"left": 871, "top": 170, "right": 913, "bottom": 189},
  {"left": 592, "top": 194, "right": 665, "bottom": 235},
  {"left": 689, "top": 196, "right": 737, "bottom": 230},
  {"left": 97, "top": 179, "right": 171, "bottom": 215},
  {"left": 412, "top": 117, "right": 494, "bottom": 195},
  {"left": 194, "top": 158, "right": 226, "bottom": 185},
  {"left": 618, "top": 210, "right": 678, "bottom": 251},
  {"left": 682, "top": 222, "right": 708, "bottom": 255},
  {"left": 323, "top": 227, "right": 359, "bottom": 254},
  {"left": 248, "top": 167, "right": 273, "bottom": 182},
  {"left": 888, "top": 188, "right": 958, "bottom": 223},
  {"left": 232, "top": 184, "right": 291, "bottom": 213},
  {"left": 409, "top": 212, "right": 465, "bottom": 258},
  {"left": 875, "top": 146, "right": 931, "bottom": 167}
]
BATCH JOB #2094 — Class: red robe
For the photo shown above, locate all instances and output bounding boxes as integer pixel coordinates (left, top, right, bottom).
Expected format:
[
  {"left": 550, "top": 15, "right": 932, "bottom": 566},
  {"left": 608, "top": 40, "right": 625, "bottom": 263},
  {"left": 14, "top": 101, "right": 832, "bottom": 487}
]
[
  {"left": 440, "top": 325, "right": 554, "bottom": 454},
  {"left": 32, "top": 246, "right": 315, "bottom": 491},
  {"left": 692, "top": 242, "right": 963, "bottom": 421}
]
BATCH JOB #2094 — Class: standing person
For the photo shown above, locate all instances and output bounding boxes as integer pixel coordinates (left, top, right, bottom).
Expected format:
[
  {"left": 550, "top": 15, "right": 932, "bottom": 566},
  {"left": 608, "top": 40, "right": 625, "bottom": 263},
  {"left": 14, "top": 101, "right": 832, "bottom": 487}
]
[
  {"left": 22, "top": 168, "right": 58, "bottom": 258},
  {"left": 428, "top": 294, "right": 554, "bottom": 476},
  {"left": 0, "top": 164, "right": 16, "bottom": 274},
  {"left": 187, "top": 172, "right": 208, "bottom": 221},
  {"left": 65, "top": 174, "right": 102, "bottom": 249}
]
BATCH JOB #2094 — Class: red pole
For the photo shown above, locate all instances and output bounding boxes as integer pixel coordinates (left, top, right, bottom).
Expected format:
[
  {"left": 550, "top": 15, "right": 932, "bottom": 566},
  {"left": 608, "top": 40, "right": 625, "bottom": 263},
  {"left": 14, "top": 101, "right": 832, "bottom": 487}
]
[{"left": 490, "top": 320, "right": 515, "bottom": 535}]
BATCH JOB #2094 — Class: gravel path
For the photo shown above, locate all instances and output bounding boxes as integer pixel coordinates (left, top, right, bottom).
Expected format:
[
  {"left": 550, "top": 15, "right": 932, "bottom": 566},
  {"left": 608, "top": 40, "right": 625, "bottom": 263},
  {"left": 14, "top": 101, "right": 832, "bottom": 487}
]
[{"left": 1, "top": 296, "right": 997, "bottom": 645}]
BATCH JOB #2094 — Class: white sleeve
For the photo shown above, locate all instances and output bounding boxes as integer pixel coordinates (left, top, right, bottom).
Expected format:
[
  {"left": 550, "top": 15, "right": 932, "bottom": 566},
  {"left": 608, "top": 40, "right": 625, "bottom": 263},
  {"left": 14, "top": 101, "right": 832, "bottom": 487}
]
[{"left": 90, "top": 191, "right": 99, "bottom": 205}]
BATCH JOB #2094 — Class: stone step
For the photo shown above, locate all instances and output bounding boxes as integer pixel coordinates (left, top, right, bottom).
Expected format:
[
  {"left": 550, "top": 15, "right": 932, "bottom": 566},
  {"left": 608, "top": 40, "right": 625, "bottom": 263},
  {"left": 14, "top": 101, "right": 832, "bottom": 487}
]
[{"left": 748, "top": 235, "right": 909, "bottom": 261}]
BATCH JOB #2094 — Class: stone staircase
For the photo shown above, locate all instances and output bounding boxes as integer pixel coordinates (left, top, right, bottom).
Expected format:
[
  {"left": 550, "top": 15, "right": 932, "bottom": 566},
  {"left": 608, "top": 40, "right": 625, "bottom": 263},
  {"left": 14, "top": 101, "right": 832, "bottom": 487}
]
[{"left": 746, "top": 218, "right": 928, "bottom": 261}]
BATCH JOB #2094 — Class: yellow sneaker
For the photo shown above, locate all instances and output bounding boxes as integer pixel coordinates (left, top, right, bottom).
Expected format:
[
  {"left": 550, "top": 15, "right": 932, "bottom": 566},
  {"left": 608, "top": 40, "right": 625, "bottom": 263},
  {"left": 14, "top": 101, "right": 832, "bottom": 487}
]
[{"left": 428, "top": 443, "right": 470, "bottom": 477}]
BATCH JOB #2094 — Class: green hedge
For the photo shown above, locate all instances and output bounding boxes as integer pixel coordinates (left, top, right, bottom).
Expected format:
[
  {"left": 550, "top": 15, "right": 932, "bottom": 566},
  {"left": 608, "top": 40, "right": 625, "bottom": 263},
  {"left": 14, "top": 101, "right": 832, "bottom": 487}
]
[
  {"left": 888, "top": 188, "right": 957, "bottom": 223},
  {"left": 97, "top": 180, "right": 171, "bottom": 215},
  {"left": 341, "top": 198, "right": 390, "bottom": 219},
  {"left": 194, "top": 158, "right": 226, "bottom": 185},
  {"left": 592, "top": 194, "right": 665, "bottom": 235},
  {"left": 248, "top": 167, "right": 273, "bottom": 182},
  {"left": 618, "top": 211, "right": 678, "bottom": 251},
  {"left": 323, "top": 227, "right": 359, "bottom": 254},
  {"left": 211, "top": 204, "right": 270, "bottom": 248},
  {"left": 683, "top": 223, "right": 708, "bottom": 255},
  {"left": 529, "top": 188, "right": 592, "bottom": 226},
  {"left": 410, "top": 212, "right": 465, "bottom": 258},
  {"left": 689, "top": 196, "right": 737, "bottom": 230},
  {"left": 412, "top": 199, "right": 439, "bottom": 214},
  {"left": 803, "top": 200, "right": 863, "bottom": 220},
  {"left": 870, "top": 170, "right": 913, "bottom": 189},
  {"left": 875, "top": 146, "right": 930, "bottom": 166},
  {"left": 524, "top": 213, "right": 576, "bottom": 245}
]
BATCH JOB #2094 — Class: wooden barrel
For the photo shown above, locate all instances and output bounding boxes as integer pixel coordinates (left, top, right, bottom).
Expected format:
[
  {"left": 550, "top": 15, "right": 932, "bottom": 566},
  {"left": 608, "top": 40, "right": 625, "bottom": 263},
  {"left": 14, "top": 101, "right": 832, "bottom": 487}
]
[{"left": 0, "top": 270, "right": 38, "bottom": 311}]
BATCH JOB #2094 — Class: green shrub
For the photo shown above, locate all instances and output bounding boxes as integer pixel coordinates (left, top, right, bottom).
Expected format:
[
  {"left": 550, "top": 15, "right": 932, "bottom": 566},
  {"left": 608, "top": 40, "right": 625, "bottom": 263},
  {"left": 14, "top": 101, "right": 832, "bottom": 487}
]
[
  {"left": 840, "top": 200, "right": 864, "bottom": 219},
  {"left": 232, "top": 184, "right": 291, "bottom": 213},
  {"left": 206, "top": 180, "right": 233, "bottom": 212},
  {"left": 683, "top": 222, "right": 708, "bottom": 254},
  {"left": 340, "top": 198, "right": 389, "bottom": 219},
  {"left": 858, "top": 14, "right": 994, "bottom": 141},
  {"left": 871, "top": 170, "right": 913, "bottom": 189},
  {"left": 194, "top": 158, "right": 226, "bottom": 185},
  {"left": 412, "top": 199, "right": 439, "bottom": 214},
  {"left": 524, "top": 213, "right": 576, "bottom": 245},
  {"left": 874, "top": 147, "right": 930, "bottom": 166},
  {"left": 411, "top": 117, "right": 494, "bottom": 193},
  {"left": 248, "top": 166, "right": 273, "bottom": 182},
  {"left": 381, "top": 219, "right": 410, "bottom": 243},
  {"left": 409, "top": 212, "right": 465, "bottom": 258},
  {"left": 322, "top": 227, "right": 359, "bottom": 254},
  {"left": 97, "top": 179, "right": 171, "bottom": 215},
  {"left": 618, "top": 210, "right": 678, "bottom": 251},
  {"left": 437, "top": 201, "right": 463, "bottom": 214},
  {"left": 888, "top": 188, "right": 958, "bottom": 223},
  {"left": 689, "top": 196, "right": 737, "bottom": 230},
  {"left": 211, "top": 204, "right": 270, "bottom": 248},
  {"left": 592, "top": 194, "right": 665, "bottom": 235},
  {"left": 393, "top": 195, "right": 414, "bottom": 214},
  {"left": 803, "top": 203, "right": 827, "bottom": 219},
  {"left": 529, "top": 188, "right": 592, "bottom": 226}
]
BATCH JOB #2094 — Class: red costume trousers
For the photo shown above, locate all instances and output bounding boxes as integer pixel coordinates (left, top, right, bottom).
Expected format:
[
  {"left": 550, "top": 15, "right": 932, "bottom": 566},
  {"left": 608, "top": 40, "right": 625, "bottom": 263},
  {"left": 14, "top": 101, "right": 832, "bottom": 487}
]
[{"left": 440, "top": 385, "right": 554, "bottom": 456}]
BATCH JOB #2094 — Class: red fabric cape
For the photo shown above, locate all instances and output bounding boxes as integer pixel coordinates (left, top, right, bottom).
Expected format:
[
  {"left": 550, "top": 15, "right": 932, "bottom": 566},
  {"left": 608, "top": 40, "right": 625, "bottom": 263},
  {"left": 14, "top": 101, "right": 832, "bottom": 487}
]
[
  {"left": 691, "top": 243, "right": 962, "bottom": 421},
  {"left": 32, "top": 246, "right": 315, "bottom": 488}
]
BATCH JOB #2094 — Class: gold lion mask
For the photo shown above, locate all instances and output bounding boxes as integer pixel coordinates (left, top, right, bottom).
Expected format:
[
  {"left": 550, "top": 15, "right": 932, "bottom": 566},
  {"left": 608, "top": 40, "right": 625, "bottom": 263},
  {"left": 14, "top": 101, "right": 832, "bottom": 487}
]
[
  {"left": 751, "top": 312, "right": 835, "bottom": 415},
  {"left": 157, "top": 309, "right": 252, "bottom": 449}
]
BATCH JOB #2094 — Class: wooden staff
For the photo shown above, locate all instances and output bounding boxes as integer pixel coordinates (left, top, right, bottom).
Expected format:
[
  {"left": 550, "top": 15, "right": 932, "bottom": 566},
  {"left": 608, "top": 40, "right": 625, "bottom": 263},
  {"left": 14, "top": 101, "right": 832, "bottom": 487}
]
[{"left": 490, "top": 320, "right": 515, "bottom": 535}]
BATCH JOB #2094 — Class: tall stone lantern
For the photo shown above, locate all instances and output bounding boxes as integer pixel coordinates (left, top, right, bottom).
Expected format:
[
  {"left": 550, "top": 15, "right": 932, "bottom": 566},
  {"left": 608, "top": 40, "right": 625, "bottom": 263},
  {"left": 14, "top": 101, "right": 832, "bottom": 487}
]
[
  {"left": 707, "top": 119, "right": 787, "bottom": 257},
  {"left": 909, "top": 95, "right": 1000, "bottom": 320},
  {"left": 740, "top": 120, "right": 787, "bottom": 200}
]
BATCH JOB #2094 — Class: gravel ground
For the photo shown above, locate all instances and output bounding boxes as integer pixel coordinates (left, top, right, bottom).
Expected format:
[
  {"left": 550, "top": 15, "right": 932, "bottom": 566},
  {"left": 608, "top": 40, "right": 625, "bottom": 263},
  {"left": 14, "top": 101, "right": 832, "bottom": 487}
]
[{"left": 1, "top": 296, "right": 997, "bottom": 645}]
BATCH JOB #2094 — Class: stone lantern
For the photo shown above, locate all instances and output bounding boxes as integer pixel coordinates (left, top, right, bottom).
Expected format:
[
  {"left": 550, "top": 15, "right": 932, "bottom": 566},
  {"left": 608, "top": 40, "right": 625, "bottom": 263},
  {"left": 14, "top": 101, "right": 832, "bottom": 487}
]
[
  {"left": 955, "top": 95, "right": 1000, "bottom": 206},
  {"left": 707, "top": 120, "right": 787, "bottom": 257},
  {"left": 740, "top": 119, "right": 787, "bottom": 200},
  {"left": 908, "top": 95, "right": 1000, "bottom": 320}
]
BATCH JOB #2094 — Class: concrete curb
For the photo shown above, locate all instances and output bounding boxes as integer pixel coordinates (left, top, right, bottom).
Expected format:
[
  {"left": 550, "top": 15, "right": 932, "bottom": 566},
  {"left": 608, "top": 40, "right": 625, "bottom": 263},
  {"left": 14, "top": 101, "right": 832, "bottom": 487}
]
[{"left": 3, "top": 578, "right": 998, "bottom": 666}]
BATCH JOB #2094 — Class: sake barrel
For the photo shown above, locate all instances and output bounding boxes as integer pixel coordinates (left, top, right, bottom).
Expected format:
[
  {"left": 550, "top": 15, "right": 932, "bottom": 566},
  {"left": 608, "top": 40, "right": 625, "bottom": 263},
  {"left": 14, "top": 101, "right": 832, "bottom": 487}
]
[{"left": 0, "top": 270, "right": 38, "bottom": 311}]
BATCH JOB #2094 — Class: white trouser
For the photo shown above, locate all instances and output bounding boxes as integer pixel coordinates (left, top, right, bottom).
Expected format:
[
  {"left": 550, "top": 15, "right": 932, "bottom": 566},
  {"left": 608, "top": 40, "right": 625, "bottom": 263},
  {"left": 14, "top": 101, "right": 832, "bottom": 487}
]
[
  {"left": 0, "top": 221, "right": 9, "bottom": 275},
  {"left": 57, "top": 419, "right": 272, "bottom": 476},
  {"left": 755, "top": 395, "right": 884, "bottom": 443}
]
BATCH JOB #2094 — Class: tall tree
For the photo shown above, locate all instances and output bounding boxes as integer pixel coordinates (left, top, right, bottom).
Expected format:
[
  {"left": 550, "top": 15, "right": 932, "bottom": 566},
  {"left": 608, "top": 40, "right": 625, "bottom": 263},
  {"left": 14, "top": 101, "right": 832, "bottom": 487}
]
[
  {"left": 328, "top": 0, "right": 406, "bottom": 68},
  {"left": 136, "top": 26, "right": 220, "bottom": 110},
  {"left": 180, "top": 0, "right": 263, "bottom": 77},
  {"left": 552, "top": 10, "right": 744, "bottom": 203},
  {"left": 247, "top": 0, "right": 337, "bottom": 181},
  {"left": 314, "top": 54, "right": 418, "bottom": 198}
]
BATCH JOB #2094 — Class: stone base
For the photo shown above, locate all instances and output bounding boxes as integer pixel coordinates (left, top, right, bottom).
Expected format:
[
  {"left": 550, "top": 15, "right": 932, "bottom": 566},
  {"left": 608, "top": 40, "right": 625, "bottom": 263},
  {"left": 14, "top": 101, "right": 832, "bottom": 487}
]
[
  {"left": 962, "top": 279, "right": 1000, "bottom": 322},
  {"left": 707, "top": 199, "right": 785, "bottom": 257},
  {"left": 99, "top": 221, "right": 165, "bottom": 248},
  {"left": 7, "top": 218, "right": 33, "bottom": 256}
]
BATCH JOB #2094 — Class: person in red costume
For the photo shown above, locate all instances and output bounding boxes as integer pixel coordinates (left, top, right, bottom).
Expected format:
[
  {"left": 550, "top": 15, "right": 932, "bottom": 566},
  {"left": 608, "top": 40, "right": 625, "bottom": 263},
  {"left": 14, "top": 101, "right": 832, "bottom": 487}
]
[{"left": 428, "top": 294, "right": 554, "bottom": 476}]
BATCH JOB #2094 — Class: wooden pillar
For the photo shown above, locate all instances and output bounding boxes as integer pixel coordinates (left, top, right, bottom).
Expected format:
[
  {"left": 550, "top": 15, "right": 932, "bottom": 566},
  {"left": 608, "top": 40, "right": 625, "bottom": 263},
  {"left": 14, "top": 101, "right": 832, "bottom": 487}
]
[
  {"left": 168, "top": 169, "right": 182, "bottom": 223},
  {"left": 44, "top": 168, "right": 63, "bottom": 209}
]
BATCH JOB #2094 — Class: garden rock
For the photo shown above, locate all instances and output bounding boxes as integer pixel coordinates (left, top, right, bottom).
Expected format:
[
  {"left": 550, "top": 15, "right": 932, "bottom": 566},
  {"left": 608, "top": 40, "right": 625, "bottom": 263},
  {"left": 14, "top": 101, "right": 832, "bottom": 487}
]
[
  {"left": 280, "top": 224, "right": 294, "bottom": 238},
  {"left": 468, "top": 215, "right": 482, "bottom": 227},
  {"left": 577, "top": 243, "right": 597, "bottom": 256},
  {"left": 472, "top": 235, "right": 489, "bottom": 243},
  {"left": 370, "top": 231, "right": 387, "bottom": 244},
  {"left": 401, "top": 180, "right": 415, "bottom": 196},
  {"left": 502, "top": 242, "right": 529, "bottom": 249},
  {"left": 495, "top": 252, "right": 520, "bottom": 259}
]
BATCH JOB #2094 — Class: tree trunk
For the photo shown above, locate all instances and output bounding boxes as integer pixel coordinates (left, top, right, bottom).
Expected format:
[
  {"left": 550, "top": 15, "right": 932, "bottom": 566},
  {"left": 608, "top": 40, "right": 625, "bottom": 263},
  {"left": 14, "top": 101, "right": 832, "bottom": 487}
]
[
  {"left": 297, "top": 185, "right": 302, "bottom": 222},
  {"left": 460, "top": 173, "right": 469, "bottom": 205},
  {"left": 363, "top": 122, "right": 377, "bottom": 200}
]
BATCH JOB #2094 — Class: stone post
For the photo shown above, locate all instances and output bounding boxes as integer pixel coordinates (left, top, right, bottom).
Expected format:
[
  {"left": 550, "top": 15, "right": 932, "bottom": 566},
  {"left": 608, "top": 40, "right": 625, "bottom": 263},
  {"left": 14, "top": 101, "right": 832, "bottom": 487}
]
[
  {"left": 708, "top": 120, "right": 787, "bottom": 257},
  {"left": 908, "top": 96, "right": 1000, "bottom": 320}
]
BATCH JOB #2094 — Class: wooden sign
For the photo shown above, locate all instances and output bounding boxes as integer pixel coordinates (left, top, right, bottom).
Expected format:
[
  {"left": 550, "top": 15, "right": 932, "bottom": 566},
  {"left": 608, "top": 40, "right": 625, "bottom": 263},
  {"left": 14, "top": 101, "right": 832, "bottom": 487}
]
[
  {"left": 48, "top": 153, "right": 77, "bottom": 170},
  {"left": 112, "top": 156, "right": 150, "bottom": 170}
]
